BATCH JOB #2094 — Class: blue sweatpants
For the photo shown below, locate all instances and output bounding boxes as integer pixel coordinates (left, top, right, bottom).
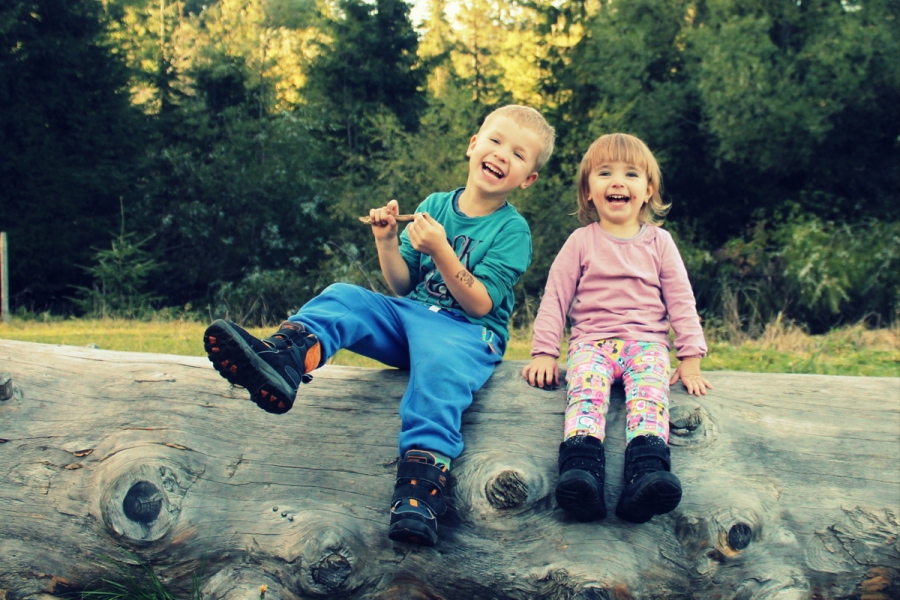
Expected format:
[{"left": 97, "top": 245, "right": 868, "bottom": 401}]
[{"left": 287, "top": 283, "right": 503, "bottom": 458}]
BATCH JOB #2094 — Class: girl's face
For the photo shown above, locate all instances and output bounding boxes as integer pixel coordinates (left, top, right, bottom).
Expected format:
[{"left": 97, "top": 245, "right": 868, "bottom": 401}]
[{"left": 587, "top": 160, "right": 653, "bottom": 236}]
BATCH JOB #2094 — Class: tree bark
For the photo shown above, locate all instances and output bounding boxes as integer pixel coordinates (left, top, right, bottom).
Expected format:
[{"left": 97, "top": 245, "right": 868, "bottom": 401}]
[{"left": 0, "top": 339, "right": 898, "bottom": 600}]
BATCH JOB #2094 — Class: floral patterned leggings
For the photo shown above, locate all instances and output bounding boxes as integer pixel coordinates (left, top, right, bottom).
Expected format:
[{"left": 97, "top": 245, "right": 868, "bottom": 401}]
[{"left": 564, "top": 339, "right": 671, "bottom": 443}]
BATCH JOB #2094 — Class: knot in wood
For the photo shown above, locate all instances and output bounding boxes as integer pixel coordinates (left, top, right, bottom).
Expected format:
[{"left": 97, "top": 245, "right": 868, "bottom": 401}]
[
  {"left": 122, "top": 481, "right": 163, "bottom": 524},
  {"left": 727, "top": 522, "right": 753, "bottom": 551},
  {"left": 311, "top": 552, "right": 352, "bottom": 590},
  {"left": 574, "top": 587, "right": 612, "bottom": 600},
  {"left": 485, "top": 470, "right": 528, "bottom": 509},
  {"left": 0, "top": 373, "right": 12, "bottom": 401},
  {"left": 668, "top": 402, "right": 715, "bottom": 447}
]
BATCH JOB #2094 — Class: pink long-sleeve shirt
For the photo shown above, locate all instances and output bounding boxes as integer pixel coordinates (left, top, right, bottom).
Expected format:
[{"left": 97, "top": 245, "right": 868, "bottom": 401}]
[{"left": 530, "top": 222, "right": 707, "bottom": 359}]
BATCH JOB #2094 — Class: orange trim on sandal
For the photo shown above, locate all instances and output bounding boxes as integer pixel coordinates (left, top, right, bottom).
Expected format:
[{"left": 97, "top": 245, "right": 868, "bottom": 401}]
[{"left": 304, "top": 342, "right": 321, "bottom": 374}]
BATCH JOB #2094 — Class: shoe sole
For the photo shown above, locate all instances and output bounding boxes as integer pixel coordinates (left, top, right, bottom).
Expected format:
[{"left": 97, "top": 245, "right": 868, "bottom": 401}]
[
  {"left": 388, "top": 517, "right": 438, "bottom": 546},
  {"left": 203, "top": 320, "right": 296, "bottom": 413},
  {"left": 556, "top": 470, "right": 607, "bottom": 521},
  {"left": 615, "top": 472, "right": 682, "bottom": 524}
]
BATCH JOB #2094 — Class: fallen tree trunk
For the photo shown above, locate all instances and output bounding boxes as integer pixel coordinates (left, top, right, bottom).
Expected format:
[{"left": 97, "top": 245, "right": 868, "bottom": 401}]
[{"left": 0, "top": 339, "right": 898, "bottom": 600}]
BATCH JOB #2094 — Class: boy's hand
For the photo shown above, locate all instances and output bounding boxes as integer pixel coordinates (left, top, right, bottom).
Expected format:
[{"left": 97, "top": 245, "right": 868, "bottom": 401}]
[
  {"left": 369, "top": 200, "right": 400, "bottom": 241},
  {"left": 522, "top": 355, "right": 560, "bottom": 389},
  {"left": 669, "top": 356, "right": 713, "bottom": 396},
  {"left": 406, "top": 212, "right": 450, "bottom": 257}
]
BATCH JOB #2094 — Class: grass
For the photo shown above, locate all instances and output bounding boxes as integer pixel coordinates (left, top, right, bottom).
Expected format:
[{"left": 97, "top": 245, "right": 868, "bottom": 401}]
[
  {"left": 74, "top": 554, "right": 205, "bottom": 600},
  {"left": 0, "top": 317, "right": 897, "bottom": 377},
  {"left": 702, "top": 320, "right": 899, "bottom": 377}
]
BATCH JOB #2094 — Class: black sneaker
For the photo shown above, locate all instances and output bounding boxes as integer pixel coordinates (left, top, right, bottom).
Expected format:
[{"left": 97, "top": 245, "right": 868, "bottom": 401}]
[
  {"left": 388, "top": 450, "right": 449, "bottom": 546},
  {"left": 556, "top": 435, "right": 607, "bottom": 521},
  {"left": 203, "top": 319, "right": 320, "bottom": 414},
  {"left": 615, "top": 435, "right": 682, "bottom": 523}
]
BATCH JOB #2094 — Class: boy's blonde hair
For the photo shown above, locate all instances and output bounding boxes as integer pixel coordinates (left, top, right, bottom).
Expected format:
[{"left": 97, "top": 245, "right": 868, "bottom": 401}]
[
  {"left": 576, "top": 133, "right": 671, "bottom": 226},
  {"left": 480, "top": 105, "right": 556, "bottom": 171}
]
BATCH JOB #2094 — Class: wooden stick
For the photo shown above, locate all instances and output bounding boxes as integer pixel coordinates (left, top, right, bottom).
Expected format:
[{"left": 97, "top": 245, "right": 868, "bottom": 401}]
[{"left": 358, "top": 214, "right": 416, "bottom": 225}]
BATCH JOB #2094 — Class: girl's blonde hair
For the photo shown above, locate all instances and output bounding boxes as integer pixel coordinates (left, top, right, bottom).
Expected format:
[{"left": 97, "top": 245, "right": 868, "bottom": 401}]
[{"left": 575, "top": 133, "right": 670, "bottom": 226}]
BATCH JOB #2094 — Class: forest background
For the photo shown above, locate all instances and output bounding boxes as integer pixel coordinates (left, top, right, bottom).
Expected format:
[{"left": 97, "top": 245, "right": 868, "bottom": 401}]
[{"left": 1, "top": 0, "right": 898, "bottom": 343}]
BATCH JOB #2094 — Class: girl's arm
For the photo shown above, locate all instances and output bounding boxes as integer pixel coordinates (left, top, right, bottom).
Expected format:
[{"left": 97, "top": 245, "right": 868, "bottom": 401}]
[
  {"left": 658, "top": 233, "right": 712, "bottom": 396},
  {"left": 522, "top": 234, "right": 582, "bottom": 389}
]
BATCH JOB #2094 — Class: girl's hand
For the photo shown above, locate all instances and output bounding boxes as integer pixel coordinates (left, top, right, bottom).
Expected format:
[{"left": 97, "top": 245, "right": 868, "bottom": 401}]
[
  {"left": 670, "top": 357, "right": 713, "bottom": 396},
  {"left": 369, "top": 200, "right": 400, "bottom": 241},
  {"left": 522, "top": 355, "right": 560, "bottom": 389}
]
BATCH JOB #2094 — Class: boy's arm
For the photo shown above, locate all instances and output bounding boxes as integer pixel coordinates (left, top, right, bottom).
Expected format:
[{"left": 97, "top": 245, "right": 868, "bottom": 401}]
[
  {"left": 405, "top": 212, "right": 493, "bottom": 317},
  {"left": 370, "top": 200, "right": 412, "bottom": 296}
]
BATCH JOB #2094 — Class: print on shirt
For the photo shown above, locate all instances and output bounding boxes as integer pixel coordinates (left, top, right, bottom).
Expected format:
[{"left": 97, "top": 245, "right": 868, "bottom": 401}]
[{"left": 421, "top": 234, "right": 483, "bottom": 307}]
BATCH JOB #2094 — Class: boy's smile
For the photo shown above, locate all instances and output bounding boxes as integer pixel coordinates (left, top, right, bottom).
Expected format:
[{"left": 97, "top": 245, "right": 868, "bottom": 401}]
[{"left": 482, "top": 161, "right": 505, "bottom": 181}]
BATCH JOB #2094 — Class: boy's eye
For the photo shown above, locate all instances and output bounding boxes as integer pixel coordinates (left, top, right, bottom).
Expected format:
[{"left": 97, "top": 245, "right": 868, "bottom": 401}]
[
  {"left": 514, "top": 152, "right": 524, "bottom": 160},
  {"left": 490, "top": 138, "right": 500, "bottom": 144}
]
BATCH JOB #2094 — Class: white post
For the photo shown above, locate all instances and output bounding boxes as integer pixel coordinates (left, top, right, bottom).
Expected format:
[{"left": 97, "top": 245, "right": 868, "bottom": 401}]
[{"left": 1, "top": 232, "right": 8, "bottom": 323}]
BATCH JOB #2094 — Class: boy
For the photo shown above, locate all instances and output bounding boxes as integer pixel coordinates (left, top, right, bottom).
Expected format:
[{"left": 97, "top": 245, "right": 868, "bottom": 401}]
[{"left": 203, "top": 105, "right": 555, "bottom": 546}]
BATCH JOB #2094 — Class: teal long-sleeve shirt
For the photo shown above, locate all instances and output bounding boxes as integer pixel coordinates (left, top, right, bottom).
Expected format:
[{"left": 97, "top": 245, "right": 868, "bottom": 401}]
[{"left": 399, "top": 188, "right": 533, "bottom": 352}]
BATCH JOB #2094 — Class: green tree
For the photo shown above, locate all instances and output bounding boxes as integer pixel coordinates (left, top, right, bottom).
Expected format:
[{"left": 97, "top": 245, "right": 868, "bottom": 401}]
[
  {"left": 306, "top": 0, "right": 426, "bottom": 152},
  {"left": 691, "top": 0, "right": 899, "bottom": 225},
  {"left": 100, "top": 0, "right": 337, "bottom": 319},
  {"left": 0, "top": 0, "right": 146, "bottom": 311},
  {"left": 133, "top": 108, "right": 333, "bottom": 319},
  {"left": 546, "top": 0, "right": 899, "bottom": 245},
  {"left": 72, "top": 217, "right": 162, "bottom": 320}
]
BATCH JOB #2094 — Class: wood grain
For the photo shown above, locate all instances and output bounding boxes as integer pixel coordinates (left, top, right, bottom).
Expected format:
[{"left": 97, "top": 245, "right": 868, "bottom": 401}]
[{"left": 0, "top": 339, "right": 898, "bottom": 599}]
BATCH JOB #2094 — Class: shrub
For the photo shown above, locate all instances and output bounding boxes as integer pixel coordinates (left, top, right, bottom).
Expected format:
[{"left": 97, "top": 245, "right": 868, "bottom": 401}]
[{"left": 684, "top": 215, "right": 899, "bottom": 337}]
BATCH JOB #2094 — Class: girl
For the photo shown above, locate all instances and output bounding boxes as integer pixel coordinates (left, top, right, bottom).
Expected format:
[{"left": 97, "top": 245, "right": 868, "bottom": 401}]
[{"left": 522, "top": 133, "right": 712, "bottom": 523}]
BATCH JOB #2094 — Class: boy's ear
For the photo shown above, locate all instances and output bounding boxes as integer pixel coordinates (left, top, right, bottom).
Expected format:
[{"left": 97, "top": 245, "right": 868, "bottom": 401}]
[
  {"left": 466, "top": 134, "right": 478, "bottom": 157},
  {"left": 519, "top": 172, "right": 539, "bottom": 190}
]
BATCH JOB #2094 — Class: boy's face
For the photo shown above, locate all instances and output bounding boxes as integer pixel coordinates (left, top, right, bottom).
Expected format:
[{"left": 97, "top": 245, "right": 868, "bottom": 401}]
[{"left": 465, "top": 116, "right": 542, "bottom": 199}]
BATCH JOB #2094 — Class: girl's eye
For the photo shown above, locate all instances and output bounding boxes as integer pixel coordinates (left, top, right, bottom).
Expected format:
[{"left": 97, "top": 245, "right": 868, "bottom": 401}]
[
  {"left": 598, "top": 170, "right": 610, "bottom": 177},
  {"left": 490, "top": 138, "right": 500, "bottom": 144}
]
